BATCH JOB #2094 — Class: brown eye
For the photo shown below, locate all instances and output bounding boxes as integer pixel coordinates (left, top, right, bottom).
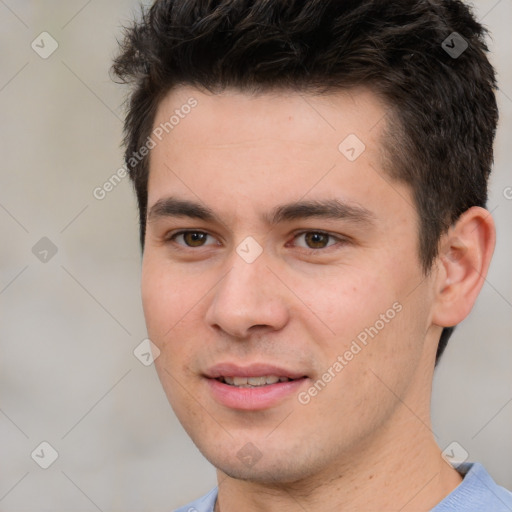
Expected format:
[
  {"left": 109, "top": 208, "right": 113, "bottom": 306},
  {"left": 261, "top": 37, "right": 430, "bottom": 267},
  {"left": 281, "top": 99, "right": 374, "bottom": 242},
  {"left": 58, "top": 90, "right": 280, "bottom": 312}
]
[
  {"left": 183, "top": 232, "right": 208, "bottom": 246},
  {"left": 303, "top": 232, "right": 332, "bottom": 249},
  {"left": 172, "top": 231, "right": 213, "bottom": 247}
]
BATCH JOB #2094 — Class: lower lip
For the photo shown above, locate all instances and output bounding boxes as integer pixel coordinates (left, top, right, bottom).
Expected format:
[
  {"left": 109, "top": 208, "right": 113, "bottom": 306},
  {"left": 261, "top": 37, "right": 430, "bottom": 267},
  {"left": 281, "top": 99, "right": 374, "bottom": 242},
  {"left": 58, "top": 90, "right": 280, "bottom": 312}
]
[{"left": 206, "top": 378, "right": 308, "bottom": 410}]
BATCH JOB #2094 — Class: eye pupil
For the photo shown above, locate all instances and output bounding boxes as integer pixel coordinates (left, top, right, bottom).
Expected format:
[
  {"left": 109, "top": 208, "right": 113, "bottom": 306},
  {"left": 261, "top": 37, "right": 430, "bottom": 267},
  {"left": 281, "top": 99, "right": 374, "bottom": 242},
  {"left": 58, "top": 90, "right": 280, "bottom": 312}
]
[
  {"left": 184, "top": 232, "right": 207, "bottom": 247},
  {"left": 305, "top": 232, "right": 329, "bottom": 248}
]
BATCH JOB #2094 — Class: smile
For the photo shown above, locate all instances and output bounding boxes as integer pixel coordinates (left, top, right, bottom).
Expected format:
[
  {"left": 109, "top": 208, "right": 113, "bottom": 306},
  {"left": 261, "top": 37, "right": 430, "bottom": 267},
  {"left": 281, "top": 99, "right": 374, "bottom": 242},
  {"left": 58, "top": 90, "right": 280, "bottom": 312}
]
[{"left": 218, "top": 376, "right": 293, "bottom": 387}]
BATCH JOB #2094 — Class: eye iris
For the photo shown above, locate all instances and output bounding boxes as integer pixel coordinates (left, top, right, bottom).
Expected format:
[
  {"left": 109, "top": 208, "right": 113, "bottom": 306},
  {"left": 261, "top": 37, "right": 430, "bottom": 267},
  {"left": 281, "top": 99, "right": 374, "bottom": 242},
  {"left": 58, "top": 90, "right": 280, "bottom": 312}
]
[
  {"left": 305, "top": 232, "right": 329, "bottom": 248},
  {"left": 184, "top": 232, "right": 207, "bottom": 247}
]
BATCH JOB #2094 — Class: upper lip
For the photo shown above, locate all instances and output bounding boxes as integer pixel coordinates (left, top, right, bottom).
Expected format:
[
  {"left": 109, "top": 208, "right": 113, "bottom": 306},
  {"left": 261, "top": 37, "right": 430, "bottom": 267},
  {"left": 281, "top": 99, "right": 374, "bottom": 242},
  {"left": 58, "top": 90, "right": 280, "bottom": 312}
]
[{"left": 204, "top": 362, "right": 307, "bottom": 380}]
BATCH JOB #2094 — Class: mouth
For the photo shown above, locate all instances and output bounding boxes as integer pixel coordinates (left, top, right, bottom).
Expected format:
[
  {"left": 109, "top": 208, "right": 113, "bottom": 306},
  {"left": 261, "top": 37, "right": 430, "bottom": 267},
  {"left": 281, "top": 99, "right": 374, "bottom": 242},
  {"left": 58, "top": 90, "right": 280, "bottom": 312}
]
[
  {"left": 216, "top": 375, "right": 301, "bottom": 388},
  {"left": 204, "top": 363, "right": 309, "bottom": 410}
]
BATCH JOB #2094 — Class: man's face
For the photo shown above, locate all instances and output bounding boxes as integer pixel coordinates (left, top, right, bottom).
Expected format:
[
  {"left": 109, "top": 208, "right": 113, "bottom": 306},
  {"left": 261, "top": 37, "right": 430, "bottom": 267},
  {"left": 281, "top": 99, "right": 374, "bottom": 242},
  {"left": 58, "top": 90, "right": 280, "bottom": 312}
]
[{"left": 142, "top": 86, "right": 439, "bottom": 483}]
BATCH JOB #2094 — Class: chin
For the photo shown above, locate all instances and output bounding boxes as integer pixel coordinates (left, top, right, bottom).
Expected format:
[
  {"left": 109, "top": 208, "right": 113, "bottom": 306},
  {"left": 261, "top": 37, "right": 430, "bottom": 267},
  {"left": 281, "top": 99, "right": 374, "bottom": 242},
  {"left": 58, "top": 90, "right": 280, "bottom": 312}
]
[
  {"left": 217, "top": 461, "right": 308, "bottom": 485},
  {"left": 201, "top": 442, "right": 325, "bottom": 486}
]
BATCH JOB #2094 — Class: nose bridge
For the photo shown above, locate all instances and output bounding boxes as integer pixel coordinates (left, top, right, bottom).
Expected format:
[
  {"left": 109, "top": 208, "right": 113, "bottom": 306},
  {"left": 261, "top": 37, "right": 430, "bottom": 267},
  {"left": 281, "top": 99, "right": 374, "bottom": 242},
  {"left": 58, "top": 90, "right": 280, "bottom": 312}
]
[
  {"left": 206, "top": 251, "right": 289, "bottom": 337},
  {"left": 226, "top": 255, "right": 271, "bottom": 304}
]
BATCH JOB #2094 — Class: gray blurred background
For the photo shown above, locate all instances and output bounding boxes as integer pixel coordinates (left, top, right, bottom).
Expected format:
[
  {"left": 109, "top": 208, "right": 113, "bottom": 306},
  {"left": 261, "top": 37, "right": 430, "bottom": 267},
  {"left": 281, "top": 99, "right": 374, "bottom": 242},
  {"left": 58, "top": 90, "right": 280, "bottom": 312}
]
[{"left": 0, "top": 1, "right": 510, "bottom": 510}]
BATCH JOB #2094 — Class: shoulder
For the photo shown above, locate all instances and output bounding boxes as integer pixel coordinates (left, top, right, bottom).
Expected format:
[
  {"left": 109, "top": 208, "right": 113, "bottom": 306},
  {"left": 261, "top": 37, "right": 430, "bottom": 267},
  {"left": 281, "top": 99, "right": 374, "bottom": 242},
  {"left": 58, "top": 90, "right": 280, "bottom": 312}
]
[
  {"left": 432, "top": 462, "right": 512, "bottom": 512},
  {"left": 173, "top": 487, "right": 218, "bottom": 512}
]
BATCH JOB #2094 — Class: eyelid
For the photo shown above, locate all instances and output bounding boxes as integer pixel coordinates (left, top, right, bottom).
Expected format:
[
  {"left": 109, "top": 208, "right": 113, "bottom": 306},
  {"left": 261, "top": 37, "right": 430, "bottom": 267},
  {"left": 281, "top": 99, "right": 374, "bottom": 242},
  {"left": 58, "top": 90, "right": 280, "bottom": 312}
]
[
  {"left": 166, "top": 229, "right": 221, "bottom": 247},
  {"left": 164, "top": 228, "right": 349, "bottom": 251},
  {"left": 289, "top": 229, "right": 351, "bottom": 248}
]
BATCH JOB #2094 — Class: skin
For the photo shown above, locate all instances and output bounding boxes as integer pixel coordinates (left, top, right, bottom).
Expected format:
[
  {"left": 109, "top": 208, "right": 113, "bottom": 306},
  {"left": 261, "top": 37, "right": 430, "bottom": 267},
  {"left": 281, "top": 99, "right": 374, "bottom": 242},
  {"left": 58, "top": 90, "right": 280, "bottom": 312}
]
[{"left": 141, "top": 85, "right": 495, "bottom": 511}]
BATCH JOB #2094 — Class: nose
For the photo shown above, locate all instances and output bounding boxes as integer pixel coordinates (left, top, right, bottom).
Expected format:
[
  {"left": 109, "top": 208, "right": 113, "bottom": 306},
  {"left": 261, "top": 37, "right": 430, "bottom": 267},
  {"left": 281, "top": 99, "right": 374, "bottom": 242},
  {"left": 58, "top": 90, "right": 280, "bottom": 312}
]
[{"left": 205, "top": 255, "right": 290, "bottom": 339}]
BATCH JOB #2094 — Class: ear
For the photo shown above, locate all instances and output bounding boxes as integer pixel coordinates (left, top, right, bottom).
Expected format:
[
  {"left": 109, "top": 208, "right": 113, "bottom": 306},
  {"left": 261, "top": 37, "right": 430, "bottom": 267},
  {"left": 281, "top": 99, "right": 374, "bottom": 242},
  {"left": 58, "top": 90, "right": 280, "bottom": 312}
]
[{"left": 432, "top": 206, "right": 496, "bottom": 328}]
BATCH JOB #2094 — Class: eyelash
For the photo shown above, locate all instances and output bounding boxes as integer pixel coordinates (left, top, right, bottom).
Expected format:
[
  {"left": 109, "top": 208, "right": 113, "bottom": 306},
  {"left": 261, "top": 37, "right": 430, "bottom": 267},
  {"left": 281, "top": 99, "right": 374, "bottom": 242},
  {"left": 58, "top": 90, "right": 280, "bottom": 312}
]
[
  {"left": 167, "top": 231, "right": 220, "bottom": 248},
  {"left": 166, "top": 230, "right": 348, "bottom": 252},
  {"left": 291, "top": 231, "right": 341, "bottom": 250}
]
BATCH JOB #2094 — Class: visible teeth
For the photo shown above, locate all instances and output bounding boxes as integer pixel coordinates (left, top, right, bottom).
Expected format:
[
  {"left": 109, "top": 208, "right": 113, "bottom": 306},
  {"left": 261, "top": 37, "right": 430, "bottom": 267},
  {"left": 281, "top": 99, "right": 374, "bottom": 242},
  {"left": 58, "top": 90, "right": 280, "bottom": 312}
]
[
  {"left": 222, "top": 375, "right": 289, "bottom": 387},
  {"left": 260, "top": 376, "right": 280, "bottom": 385},
  {"left": 247, "top": 376, "right": 270, "bottom": 386},
  {"left": 234, "top": 376, "right": 249, "bottom": 386}
]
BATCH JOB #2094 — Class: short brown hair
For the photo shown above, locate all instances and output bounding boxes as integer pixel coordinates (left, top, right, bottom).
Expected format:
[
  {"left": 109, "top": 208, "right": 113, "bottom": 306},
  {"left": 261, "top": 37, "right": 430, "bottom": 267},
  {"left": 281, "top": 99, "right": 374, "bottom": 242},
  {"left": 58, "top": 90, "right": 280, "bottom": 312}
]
[{"left": 112, "top": 0, "right": 498, "bottom": 362}]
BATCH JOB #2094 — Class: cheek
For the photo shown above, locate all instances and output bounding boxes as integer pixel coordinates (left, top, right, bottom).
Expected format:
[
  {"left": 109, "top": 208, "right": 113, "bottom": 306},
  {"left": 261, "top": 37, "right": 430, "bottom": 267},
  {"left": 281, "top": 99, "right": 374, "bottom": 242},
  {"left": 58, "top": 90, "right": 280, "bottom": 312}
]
[
  {"left": 295, "top": 266, "right": 391, "bottom": 343},
  {"left": 142, "top": 258, "right": 202, "bottom": 404},
  {"left": 298, "top": 260, "right": 426, "bottom": 378},
  {"left": 141, "top": 254, "right": 217, "bottom": 382},
  {"left": 141, "top": 256, "right": 195, "bottom": 342},
  {"left": 326, "top": 277, "right": 430, "bottom": 405}
]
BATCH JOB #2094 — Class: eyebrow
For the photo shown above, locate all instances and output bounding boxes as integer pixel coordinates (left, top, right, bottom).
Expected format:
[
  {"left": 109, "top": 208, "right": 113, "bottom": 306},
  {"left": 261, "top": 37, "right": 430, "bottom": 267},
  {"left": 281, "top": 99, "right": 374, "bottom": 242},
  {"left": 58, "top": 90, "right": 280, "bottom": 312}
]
[
  {"left": 147, "top": 196, "right": 375, "bottom": 226},
  {"left": 147, "top": 197, "right": 217, "bottom": 223},
  {"left": 266, "top": 199, "right": 375, "bottom": 225}
]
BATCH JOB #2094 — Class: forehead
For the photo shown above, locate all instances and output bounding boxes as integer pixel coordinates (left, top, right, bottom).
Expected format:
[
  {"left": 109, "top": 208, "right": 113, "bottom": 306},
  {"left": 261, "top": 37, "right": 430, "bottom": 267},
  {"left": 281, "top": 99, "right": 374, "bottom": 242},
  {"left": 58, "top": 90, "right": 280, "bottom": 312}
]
[
  {"left": 146, "top": 85, "right": 412, "bottom": 225},
  {"left": 152, "top": 85, "right": 388, "bottom": 151}
]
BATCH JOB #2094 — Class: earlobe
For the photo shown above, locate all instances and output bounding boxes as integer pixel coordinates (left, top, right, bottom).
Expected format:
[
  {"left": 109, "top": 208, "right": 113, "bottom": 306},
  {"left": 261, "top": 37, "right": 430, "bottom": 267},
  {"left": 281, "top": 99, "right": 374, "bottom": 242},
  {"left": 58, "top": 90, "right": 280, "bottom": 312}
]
[{"left": 432, "top": 207, "right": 496, "bottom": 328}]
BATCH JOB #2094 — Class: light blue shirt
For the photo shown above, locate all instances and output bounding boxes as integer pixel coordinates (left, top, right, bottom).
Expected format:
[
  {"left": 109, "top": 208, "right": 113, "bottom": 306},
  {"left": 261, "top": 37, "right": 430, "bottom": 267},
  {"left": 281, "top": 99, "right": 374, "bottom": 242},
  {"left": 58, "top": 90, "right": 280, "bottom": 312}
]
[{"left": 174, "top": 462, "right": 512, "bottom": 511}]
